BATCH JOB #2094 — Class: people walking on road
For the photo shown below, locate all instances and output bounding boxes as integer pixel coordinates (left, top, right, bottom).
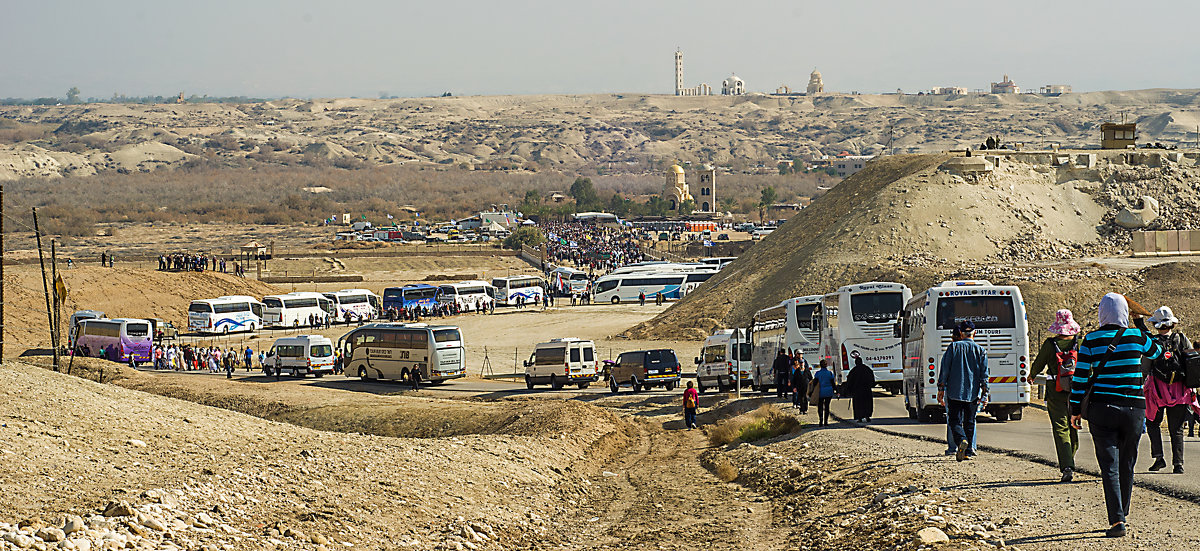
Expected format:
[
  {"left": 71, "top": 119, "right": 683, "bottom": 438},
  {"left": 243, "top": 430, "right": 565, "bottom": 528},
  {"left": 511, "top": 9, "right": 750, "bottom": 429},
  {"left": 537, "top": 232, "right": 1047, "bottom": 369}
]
[
  {"left": 772, "top": 350, "right": 791, "bottom": 399},
  {"left": 938, "top": 321, "right": 989, "bottom": 462},
  {"left": 1029, "top": 308, "right": 1082, "bottom": 482},
  {"left": 639, "top": 291, "right": 646, "bottom": 306},
  {"left": 1143, "top": 306, "right": 1198, "bottom": 474},
  {"left": 1069, "top": 293, "right": 1162, "bottom": 538},
  {"left": 844, "top": 356, "right": 876, "bottom": 423},
  {"left": 683, "top": 381, "right": 699, "bottom": 429},
  {"left": 791, "top": 357, "right": 811, "bottom": 412},
  {"left": 813, "top": 360, "right": 836, "bottom": 426}
]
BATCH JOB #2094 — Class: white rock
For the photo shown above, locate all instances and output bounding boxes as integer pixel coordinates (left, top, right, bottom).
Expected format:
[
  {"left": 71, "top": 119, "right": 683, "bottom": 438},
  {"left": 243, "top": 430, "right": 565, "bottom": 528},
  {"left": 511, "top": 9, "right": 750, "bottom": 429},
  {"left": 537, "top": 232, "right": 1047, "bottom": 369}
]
[
  {"left": 69, "top": 539, "right": 91, "bottom": 551},
  {"left": 916, "top": 527, "right": 950, "bottom": 545},
  {"left": 4, "top": 532, "right": 34, "bottom": 548},
  {"left": 36, "top": 528, "right": 65, "bottom": 543},
  {"left": 142, "top": 518, "right": 166, "bottom": 532},
  {"left": 196, "top": 513, "right": 215, "bottom": 527},
  {"left": 127, "top": 440, "right": 148, "bottom": 448},
  {"left": 62, "top": 518, "right": 85, "bottom": 535}
]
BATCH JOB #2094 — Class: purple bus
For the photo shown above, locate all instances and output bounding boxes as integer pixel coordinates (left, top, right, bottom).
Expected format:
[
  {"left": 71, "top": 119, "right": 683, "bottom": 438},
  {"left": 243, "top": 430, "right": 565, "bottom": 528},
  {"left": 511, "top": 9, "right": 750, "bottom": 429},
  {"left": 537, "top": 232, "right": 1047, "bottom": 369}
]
[{"left": 74, "top": 318, "right": 153, "bottom": 365}]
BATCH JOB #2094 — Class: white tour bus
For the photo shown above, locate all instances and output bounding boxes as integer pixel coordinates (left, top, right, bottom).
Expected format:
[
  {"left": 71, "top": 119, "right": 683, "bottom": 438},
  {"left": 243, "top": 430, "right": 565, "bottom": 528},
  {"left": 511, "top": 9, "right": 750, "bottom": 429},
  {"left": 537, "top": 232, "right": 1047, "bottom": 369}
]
[
  {"left": 748, "top": 295, "right": 826, "bottom": 392},
  {"left": 264, "top": 335, "right": 336, "bottom": 378},
  {"left": 490, "top": 276, "right": 545, "bottom": 306},
  {"left": 437, "top": 281, "right": 496, "bottom": 312},
  {"left": 695, "top": 328, "right": 751, "bottom": 393},
  {"left": 338, "top": 323, "right": 467, "bottom": 383},
  {"left": 901, "top": 280, "right": 1030, "bottom": 422},
  {"left": 188, "top": 295, "right": 265, "bottom": 334},
  {"left": 523, "top": 338, "right": 598, "bottom": 390},
  {"left": 607, "top": 262, "right": 719, "bottom": 276},
  {"left": 323, "top": 289, "right": 380, "bottom": 322},
  {"left": 819, "top": 282, "right": 912, "bottom": 392},
  {"left": 549, "top": 267, "right": 590, "bottom": 296},
  {"left": 262, "top": 292, "right": 333, "bottom": 328},
  {"left": 593, "top": 270, "right": 710, "bottom": 304}
]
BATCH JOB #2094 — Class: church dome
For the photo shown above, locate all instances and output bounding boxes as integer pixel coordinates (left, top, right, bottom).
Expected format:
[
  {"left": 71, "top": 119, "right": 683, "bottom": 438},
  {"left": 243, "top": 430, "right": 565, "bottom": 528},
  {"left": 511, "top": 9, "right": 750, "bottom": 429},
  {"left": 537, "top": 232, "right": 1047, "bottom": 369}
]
[{"left": 670, "top": 164, "right": 685, "bottom": 174}]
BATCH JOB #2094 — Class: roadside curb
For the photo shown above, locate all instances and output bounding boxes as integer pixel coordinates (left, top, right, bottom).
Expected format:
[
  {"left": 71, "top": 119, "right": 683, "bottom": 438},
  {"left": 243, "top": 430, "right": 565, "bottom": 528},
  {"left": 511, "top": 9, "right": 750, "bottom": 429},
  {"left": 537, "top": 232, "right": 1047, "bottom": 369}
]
[{"left": 831, "top": 411, "right": 1200, "bottom": 506}]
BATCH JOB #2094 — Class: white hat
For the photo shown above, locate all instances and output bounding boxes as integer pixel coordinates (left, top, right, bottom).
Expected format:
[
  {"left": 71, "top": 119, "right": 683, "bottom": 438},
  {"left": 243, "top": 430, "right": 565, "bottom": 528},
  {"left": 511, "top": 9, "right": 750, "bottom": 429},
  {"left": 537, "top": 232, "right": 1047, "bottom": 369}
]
[{"left": 1148, "top": 306, "right": 1180, "bottom": 328}]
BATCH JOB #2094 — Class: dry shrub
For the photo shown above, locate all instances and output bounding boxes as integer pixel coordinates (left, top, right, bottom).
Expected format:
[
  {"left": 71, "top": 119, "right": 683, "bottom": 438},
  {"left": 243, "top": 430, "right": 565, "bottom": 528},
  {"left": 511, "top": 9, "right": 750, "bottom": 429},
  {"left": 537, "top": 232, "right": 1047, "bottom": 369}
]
[
  {"left": 707, "top": 405, "right": 800, "bottom": 446},
  {"left": 713, "top": 457, "right": 739, "bottom": 482}
]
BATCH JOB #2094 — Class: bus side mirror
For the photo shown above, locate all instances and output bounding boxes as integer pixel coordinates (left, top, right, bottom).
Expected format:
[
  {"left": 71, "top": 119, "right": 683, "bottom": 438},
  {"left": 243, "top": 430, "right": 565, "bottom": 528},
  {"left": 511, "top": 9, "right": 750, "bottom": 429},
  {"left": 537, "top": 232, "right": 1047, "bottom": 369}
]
[
  {"left": 523, "top": 360, "right": 531, "bottom": 368},
  {"left": 894, "top": 321, "right": 903, "bottom": 339},
  {"left": 694, "top": 357, "right": 701, "bottom": 365}
]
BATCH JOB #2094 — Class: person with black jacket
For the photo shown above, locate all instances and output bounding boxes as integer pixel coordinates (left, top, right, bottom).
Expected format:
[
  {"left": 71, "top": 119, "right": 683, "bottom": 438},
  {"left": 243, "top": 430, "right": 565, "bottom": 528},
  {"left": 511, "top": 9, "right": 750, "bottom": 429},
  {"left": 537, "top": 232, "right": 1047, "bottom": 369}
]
[
  {"left": 791, "top": 357, "right": 812, "bottom": 413},
  {"left": 1143, "top": 306, "right": 1200, "bottom": 474},
  {"left": 1069, "top": 293, "right": 1162, "bottom": 538},
  {"left": 772, "top": 350, "right": 791, "bottom": 399},
  {"left": 844, "top": 357, "right": 876, "bottom": 423}
]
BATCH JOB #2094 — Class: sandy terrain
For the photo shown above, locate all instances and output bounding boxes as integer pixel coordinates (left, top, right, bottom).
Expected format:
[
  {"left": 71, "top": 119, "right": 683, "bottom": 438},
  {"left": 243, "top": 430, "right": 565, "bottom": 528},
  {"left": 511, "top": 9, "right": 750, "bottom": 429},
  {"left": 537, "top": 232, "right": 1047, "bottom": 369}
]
[{"left": 4, "top": 90, "right": 1200, "bottom": 180}]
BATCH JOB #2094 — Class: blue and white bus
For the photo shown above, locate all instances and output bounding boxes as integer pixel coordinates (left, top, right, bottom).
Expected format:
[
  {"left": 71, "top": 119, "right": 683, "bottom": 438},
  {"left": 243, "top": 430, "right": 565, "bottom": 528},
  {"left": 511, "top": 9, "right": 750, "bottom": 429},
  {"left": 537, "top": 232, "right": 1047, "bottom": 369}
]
[
  {"left": 188, "top": 296, "right": 265, "bottom": 334},
  {"left": 490, "top": 275, "right": 546, "bottom": 306},
  {"left": 383, "top": 284, "right": 440, "bottom": 311},
  {"left": 593, "top": 272, "right": 687, "bottom": 304}
]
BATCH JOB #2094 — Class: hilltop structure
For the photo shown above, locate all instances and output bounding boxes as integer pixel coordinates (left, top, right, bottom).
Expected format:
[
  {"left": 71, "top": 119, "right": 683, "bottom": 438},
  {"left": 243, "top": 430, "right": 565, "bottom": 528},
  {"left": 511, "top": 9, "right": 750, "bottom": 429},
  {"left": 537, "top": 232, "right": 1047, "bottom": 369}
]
[
  {"left": 722, "top": 75, "right": 746, "bottom": 96},
  {"left": 807, "top": 69, "right": 824, "bottom": 95},
  {"left": 674, "top": 50, "right": 712, "bottom": 96},
  {"left": 991, "top": 74, "right": 1019, "bottom": 94}
]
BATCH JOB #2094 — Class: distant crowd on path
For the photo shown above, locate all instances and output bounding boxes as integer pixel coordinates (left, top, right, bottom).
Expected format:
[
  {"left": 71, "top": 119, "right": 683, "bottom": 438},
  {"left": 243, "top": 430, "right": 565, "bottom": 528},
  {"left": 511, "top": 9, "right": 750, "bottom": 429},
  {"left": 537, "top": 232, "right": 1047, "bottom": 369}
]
[
  {"left": 157, "top": 253, "right": 247, "bottom": 276},
  {"left": 148, "top": 343, "right": 258, "bottom": 375},
  {"left": 539, "top": 221, "right": 645, "bottom": 273},
  {"left": 382, "top": 300, "right": 494, "bottom": 322}
]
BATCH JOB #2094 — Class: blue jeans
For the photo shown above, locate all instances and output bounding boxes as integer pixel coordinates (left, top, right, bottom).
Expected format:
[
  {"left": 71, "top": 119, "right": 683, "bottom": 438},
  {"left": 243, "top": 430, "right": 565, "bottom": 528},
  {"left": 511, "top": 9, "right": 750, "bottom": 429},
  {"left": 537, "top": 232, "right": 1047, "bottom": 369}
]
[
  {"left": 946, "top": 399, "right": 978, "bottom": 456},
  {"left": 684, "top": 408, "right": 697, "bottom": 428},
  {"left": 1089, "top": 403, "right": 1145, "bottom": 525}
]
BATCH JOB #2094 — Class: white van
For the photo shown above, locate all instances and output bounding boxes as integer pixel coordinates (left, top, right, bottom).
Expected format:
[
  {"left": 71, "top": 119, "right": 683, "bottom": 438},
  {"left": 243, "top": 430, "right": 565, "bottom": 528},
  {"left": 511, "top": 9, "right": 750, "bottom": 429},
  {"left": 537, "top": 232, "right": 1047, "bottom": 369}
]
[
  {"left": 523, "top": 338, "right": 598, "bottom": 390},
  {"left": 695, "top": 328, "right": 751, "bottom": 393},
  {"left": 264, "top": 335, "right": 336, "bottom": 378}
]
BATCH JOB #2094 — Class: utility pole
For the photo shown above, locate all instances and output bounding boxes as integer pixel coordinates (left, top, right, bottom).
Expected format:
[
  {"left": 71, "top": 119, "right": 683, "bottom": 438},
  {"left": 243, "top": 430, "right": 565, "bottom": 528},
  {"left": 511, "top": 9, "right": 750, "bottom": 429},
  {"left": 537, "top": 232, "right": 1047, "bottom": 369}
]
[
  {"left": 1, "top": 182, "right": 4, "bottom": 363},
  {"left": 32, "top": 208, "right": 58, "bottom": 370},
  {"left": 51, "top": 240, "right": 61, "bottom": 367}
]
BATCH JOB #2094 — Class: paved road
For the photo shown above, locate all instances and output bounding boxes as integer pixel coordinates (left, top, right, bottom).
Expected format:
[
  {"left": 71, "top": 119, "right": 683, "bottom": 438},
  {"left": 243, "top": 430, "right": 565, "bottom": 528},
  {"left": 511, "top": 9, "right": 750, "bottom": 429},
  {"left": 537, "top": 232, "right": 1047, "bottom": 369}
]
[{"left": 860, "top": 393, "right": 1200, "bottom": 499}]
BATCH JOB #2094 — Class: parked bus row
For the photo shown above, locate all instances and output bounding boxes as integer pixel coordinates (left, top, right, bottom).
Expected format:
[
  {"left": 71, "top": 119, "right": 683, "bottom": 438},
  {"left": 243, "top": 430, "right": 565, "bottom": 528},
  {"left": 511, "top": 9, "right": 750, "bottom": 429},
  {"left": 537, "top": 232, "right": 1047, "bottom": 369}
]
[{"left": 702, "top": 279, "right": 1030, "bottom": 422}]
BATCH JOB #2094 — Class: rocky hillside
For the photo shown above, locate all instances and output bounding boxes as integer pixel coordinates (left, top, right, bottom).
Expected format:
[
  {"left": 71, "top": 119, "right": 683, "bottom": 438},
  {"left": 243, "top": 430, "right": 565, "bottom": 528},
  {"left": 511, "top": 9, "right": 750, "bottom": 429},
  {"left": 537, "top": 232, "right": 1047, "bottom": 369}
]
[
  {"left": 626, "top": 151, "right": 1200, "bottom": 340},
  {"left": 3, "top": 89, "right": 1200, "bottom": 180}
]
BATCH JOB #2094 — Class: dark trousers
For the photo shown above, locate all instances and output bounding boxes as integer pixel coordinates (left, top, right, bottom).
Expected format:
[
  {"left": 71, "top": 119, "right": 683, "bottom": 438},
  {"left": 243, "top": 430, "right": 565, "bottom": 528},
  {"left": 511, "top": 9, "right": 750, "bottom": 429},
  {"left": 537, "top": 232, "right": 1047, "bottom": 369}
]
[
  {"left": 817, "top": 397, "right": 832, "bottom": 425},
  {"left": 1088, "top": 403, "right": 1145, "bottom": 525},
  {"left": 684, "top": 407, "right": 696, "bottom": 428},
  {"left": 775, "top": 374, "right": 788, "bottom": 398},
  {"left": 1148, "top": 404, "right": 1188, "bottom": 467},
  {"left": 946, "top": 399, "right": 978, "bottom": 455}
]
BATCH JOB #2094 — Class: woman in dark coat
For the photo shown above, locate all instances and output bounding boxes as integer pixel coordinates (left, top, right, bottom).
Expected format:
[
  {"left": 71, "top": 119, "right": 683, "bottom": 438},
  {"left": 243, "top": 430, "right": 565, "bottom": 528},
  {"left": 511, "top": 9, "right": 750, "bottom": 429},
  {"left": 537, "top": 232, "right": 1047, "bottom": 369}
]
[{"left": 844, "top": 357, "right": 876, "bottom": 422}]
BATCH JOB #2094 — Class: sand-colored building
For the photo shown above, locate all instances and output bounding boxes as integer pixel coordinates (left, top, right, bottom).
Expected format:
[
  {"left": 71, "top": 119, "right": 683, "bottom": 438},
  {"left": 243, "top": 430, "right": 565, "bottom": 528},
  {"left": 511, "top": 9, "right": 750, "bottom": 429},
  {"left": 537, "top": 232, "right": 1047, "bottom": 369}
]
[
  {"left": 695, "top": 165, "right": 717, "bottom": 213},
  {"left": 807, "top": 69, "right": 824, "bottom": 95},
  {"left": 674, "top": 50, "right": 712, "bottom": 96},
  {"left": 663, "top": 163, "right": 693, "bottom": 211},
  {"left": 991, "top": 74, "right": 1019, "bottom": 94}
]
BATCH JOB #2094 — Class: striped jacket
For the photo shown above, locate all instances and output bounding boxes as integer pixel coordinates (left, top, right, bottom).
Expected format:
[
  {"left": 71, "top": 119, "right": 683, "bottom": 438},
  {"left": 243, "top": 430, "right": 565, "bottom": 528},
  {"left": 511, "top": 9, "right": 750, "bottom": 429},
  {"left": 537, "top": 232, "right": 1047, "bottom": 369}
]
[{"left": 1068, "top": 325, "right": 1162, "bottom": 416}]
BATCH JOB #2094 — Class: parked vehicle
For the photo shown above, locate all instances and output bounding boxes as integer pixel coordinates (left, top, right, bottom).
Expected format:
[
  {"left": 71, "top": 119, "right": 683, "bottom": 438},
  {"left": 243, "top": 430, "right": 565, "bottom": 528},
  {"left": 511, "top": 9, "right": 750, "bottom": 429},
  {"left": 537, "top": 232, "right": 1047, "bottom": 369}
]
[
  {"left": 264, "top": 335, "right": 336, "bottom": 378},
  {"left": 523, "top": 338, "right": 598, "bottom": 390},
  {"left": 608, "top": 349, "right": 682, "bottom": 393},
  {"left": 187, "top": 296, "right": 265, "bottom": 334},
  {"left": 337, "top": 323, "right": 466, "bottom": 383},
  {"left": 74, "top": 318, "right": 153, "bottom": 365},
  {"left": 695, "top": 329, "right": 750, "bottom": 393},
  {"left": 149, "top": 318, "right": 178, "bottom": 342},
  {"left": 68, "top": 309, "right": 106, "bottom": 349}
]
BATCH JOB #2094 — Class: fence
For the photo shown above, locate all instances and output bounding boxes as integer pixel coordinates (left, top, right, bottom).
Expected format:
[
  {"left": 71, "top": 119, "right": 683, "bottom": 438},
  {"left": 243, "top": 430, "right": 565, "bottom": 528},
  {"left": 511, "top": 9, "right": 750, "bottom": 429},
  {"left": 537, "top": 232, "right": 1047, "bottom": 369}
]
[
  {"left": 1131, "top": 230, "right": 1200, "bottom": 257},
  {"left": 519, "top": 245, "right": 546, "bottom": 270}
]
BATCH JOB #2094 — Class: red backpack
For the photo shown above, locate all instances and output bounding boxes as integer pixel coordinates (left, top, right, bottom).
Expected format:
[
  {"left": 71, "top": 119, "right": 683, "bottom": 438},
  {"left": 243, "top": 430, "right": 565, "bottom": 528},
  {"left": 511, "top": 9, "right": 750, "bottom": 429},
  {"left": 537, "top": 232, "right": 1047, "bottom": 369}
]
[{"left": 1054, "top": 340, "right": 1079, "bottom": 393}]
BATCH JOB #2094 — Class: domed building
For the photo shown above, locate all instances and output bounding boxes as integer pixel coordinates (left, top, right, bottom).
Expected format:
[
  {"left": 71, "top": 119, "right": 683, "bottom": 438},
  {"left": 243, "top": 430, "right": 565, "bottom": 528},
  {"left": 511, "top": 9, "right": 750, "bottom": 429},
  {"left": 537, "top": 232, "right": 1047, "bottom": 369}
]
[
  {"left": 722, "top": 74, "right": 745, "bottom": 96},
  {"left": 663, "top": 163, "right": 693, "bottom": 211},
  {"left": 807, "top": 69, "right": 824, "bottom": 95}
]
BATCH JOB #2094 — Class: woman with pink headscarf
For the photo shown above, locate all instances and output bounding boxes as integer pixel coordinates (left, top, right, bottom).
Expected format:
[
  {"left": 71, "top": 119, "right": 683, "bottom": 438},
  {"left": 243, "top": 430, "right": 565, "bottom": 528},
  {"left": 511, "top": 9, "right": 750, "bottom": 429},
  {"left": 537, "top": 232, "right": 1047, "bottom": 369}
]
[{"left": 1029, "top": 308, "right": 1082, "bottom": 482}]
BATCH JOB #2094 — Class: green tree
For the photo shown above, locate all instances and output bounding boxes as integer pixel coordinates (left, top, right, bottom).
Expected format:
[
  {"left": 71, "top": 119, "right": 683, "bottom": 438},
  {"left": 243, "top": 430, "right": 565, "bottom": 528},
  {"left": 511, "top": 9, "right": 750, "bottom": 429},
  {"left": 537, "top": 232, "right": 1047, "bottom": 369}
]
[
  {"left": 644, "top": 196, "right": 670, "bottom": 217},
  {"left": 718, "top": 197, "right": 737, "bottom": 213},
  {"left": 679, "top": 198, "right": 695, "bottom": 214},
  {"left": 66, "top": 87, "right": 80, "bottom": 104},
  {"left": 758, "top": 186, "right": 778, "bottom": 222},
  {"left": 503, "top": 226, "right": 545, "bottom": 250},
  {"left": 523, "top": 189, "right": 541, "bottom": 206},
  {"left": 608, "top": 192, "right": 631, "bottom": 217},
  {"left": 569, "top": 177, "right": 599, "bottom": 211}
]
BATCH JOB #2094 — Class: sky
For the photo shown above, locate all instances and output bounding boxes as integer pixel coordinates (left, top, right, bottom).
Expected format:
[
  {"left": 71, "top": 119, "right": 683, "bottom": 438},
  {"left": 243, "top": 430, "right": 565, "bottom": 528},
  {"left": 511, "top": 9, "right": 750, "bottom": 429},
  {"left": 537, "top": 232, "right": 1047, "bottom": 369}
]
[{"left": 3, "top": 0, "right": 1198, "bottom": 99}]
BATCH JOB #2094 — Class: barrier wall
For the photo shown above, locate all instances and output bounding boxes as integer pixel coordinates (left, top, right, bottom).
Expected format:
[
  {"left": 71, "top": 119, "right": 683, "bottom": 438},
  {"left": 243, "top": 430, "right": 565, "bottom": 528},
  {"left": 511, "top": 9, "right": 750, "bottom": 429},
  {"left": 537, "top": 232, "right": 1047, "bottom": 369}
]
[{"left": 1131, "top": 230, "right": 1200, "bottom": 257}]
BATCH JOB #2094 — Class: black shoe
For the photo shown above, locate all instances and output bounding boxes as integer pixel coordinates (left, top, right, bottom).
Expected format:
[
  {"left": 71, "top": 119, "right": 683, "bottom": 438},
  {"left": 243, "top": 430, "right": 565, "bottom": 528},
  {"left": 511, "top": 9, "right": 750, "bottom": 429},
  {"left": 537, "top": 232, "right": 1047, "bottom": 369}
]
[
  {"left": 955, "top": 440, "right": 969, "bottom": 462},
  {"left": 1174, "top": 465, "right": 1184, "bottom": 474},
  {"left": 1060, "top": 468, "right": 1074, "bottom": 483},
  {"left": 1105, "top": 523, "right": 1127, "bottom": 538},
  {"left": 1149, "top": 458, "right": 1167, "bottom": 472}
]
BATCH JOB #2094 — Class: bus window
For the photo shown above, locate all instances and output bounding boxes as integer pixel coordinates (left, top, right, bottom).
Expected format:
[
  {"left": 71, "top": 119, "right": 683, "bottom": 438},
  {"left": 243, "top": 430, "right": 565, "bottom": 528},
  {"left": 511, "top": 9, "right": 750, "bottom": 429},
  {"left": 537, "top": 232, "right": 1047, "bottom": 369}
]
[
  {"left": 263, "top": 298, "right": 283, "bottom": 309},
  {"left": 410, "top": 330, "right": 428, "bottom": 349},
  {"left": 795, "top": 304, "right": 819, "bottom": 329},
  {"left": 189, "top": 303, "right": 213, "bottom": 313},
  {"left": 596, "top": 279, "right": 619, "bottom": 293},
  {"left": 310, "top": 344, "right": 333, "bottom": 358},
  {"left": 537, "top": 347, "right": 565, "bottom": 365},
  {"left": 570, "top": 348, "right": 581, "bottom": 363},
  {"left": 583, "top": 347, "right": 594, "bottom": 363},
  {"left": 433, "top": 329, "right": 461, "bottom": 343},
  {"left": 849, "top": 293, "right": 904, "bottom": 323},
  {"left": 936, "top": 297, "right": 1015, "bottom": 330},
  {"left": 125, "top": 323, "right": 150, "bottom": 337}
]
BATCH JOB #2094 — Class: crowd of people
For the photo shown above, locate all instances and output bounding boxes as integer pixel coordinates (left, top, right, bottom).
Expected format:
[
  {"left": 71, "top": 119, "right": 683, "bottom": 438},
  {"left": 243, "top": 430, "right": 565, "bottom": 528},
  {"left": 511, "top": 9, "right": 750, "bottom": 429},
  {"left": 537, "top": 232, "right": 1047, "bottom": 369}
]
[
  {"left": 147, "top": 343, "right": 258, "bottom": 375},
  {"left": 540, "top": 221, "right": 645, "bottom": 273},
  {"left": 381, "top": 299, "right": 494, "bottom": 321},
  {"left": 157, "top": 253, "right": 248, "bottom": 276}
]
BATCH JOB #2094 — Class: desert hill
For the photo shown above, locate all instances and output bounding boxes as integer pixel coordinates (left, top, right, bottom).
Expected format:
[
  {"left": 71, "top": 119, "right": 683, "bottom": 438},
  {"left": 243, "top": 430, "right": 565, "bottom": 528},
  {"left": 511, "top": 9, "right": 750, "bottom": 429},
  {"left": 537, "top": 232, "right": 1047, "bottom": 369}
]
[
  {"left": 4, "top": 89, "right": 1200, "bottom": 180},
  {"left": 626, "top": 151, "right": 1200, "bottom": 341}
]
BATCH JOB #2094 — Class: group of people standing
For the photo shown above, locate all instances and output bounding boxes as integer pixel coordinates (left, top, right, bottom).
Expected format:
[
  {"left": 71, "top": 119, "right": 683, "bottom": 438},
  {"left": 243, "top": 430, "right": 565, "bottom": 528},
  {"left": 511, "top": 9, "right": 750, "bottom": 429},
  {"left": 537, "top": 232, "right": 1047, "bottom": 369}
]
[
  {"left": 541, "top": 222, "right": 645, "bottom": 273},
  {"left": 151, "top": 343, "right": 259, "bottom": 376},
  {"left": 158, "top": 252, "right": 248, "bottom": 276}
]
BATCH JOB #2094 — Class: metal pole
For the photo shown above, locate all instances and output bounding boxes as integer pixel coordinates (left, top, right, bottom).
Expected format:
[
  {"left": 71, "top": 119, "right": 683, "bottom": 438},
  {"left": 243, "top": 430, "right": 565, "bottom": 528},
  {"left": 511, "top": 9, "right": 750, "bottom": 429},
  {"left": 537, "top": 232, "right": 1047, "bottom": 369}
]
[
  {"left": 735, "top": 326, "right": 741, "bottom": 399},
  {"left": 1, "top": 182, "right": 4, "bottom": 363},
  {"left": 51, "top": 240, "right": 60, "bottom": 365},
  {"left": 32, "top": 208, "right": 57, "bottom": 370}
]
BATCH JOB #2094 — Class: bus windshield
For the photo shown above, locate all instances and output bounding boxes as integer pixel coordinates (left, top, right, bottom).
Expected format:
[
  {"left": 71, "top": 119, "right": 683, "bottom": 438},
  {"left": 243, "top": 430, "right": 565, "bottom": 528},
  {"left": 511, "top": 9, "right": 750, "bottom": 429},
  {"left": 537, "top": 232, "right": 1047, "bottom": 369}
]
[
  {"left": 263, "top": 298, "right": 283, "bottom": 309},
  {"left": 434, "top": 329, "right": 461, "bottom": 343},
  {"left": 849, "top": 292, "right": 903, "bottom": 323},
  {"left": 188, "top": 303, "right": 213, "bottom": 313},
  {"left": 405, "top": 287, "right": 438, "bottom": 300},
  {"left": 125, "top": 323, "right": 150, "bottom": 337},
  {"left": 936, "top": 296, "right": 1016, "bottom": 330},
  {"left": 795, "top": 304, "right": 819, "bottom": 329},
  {"left": 383, "top": 288, "right": 403, "bottom": 298}
]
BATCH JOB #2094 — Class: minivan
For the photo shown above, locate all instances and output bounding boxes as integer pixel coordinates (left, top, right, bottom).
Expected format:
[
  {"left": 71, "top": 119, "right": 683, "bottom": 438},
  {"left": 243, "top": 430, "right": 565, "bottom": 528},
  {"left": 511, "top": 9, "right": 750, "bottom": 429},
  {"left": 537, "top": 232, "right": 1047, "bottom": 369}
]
[
  {"left": 608, "top": 349, "right": 681, "bottom": 393},
  {"left": 524, "top": 338, "right": 598, "bottom": 390},
  {"left": 265, "top": 335, "right": 336, "bottom": 378}
]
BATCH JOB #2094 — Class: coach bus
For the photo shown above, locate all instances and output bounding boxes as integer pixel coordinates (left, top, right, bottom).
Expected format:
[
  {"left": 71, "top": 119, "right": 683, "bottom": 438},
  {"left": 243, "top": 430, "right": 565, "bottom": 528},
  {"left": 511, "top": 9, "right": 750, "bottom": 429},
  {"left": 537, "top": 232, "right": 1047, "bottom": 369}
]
[
  {"left": 74, "top": 318, "right": 153, "bottom": 365},
  {"left": 323, "top": 289, "right": 380, "bottom": 322},
  {"left": 901, "top": 280, "right": 1030, "bottom": 422},
  {"left": 696, "top": 328, "right": 751, "bottom": 393},
  {"left": 549, "top": 267, "right": 590, "bottom": 296},
  {"left": 593, "top": 272, "right": 686, "bottom": 304},
  {"left": 262, "top": 292, "right": 333, "bottom": 328},
  {"left": 490, "top": 275, "right": 545, "bottom": 306},
  {"left": 437, "top": 281, "right": 496, "bottom": 312},
  {"left": 337, "top": 323, "right": 467, "bottom": 384},
  {"left": 819, "top": 282, "right": 912, "bottom": 392},
  {"left": 382, "top": 284, "right": 439, "bottom": 311},
  {"left": 748, "top": 295, "right": 825, "bottom": 392},
  {"left": 188, "top": 295, "right": 265, "bottom": 334}
]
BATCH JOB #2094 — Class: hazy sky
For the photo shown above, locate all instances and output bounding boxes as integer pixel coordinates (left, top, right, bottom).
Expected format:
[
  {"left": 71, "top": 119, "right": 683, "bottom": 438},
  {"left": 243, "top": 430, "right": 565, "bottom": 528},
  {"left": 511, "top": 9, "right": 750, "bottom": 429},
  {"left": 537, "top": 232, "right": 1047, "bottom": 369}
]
[{"left": 3, "top": 0, "right": 1198, "bottom": 99}]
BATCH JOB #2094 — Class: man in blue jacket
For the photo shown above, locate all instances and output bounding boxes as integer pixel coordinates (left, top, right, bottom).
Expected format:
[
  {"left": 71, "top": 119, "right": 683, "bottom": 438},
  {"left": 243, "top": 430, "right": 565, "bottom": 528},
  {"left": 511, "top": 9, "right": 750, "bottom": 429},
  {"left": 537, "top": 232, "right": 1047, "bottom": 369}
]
[{"left": 938, "top": 321, "right": 990, "bottom": 461}]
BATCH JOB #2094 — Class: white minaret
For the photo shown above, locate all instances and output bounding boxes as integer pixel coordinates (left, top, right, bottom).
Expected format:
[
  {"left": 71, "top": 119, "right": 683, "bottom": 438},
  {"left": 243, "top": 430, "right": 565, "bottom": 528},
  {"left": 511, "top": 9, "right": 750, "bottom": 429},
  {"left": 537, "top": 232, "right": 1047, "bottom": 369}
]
[{"left": 675, "top": 49, "right": 684, "bottom": 96}]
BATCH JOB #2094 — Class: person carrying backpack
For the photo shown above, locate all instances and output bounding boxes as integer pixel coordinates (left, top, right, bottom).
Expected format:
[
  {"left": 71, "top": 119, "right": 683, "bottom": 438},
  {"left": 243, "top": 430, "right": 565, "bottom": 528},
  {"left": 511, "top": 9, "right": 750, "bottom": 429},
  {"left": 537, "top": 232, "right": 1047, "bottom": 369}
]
[
  {"left": 683, "top": 381, "right": 699, "bottom": 429},
  {"left": 1028, "top": 309, "right": 1082, "bottom": 482},
  {"left": 1143, "top": 306, "right": 1199, "bottom": 474}
]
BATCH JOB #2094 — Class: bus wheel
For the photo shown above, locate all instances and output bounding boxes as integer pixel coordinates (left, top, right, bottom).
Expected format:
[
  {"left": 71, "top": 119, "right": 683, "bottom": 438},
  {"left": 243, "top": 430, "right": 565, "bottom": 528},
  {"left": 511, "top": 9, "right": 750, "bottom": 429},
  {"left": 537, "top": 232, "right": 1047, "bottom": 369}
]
[
  {"left": 550, "top": 374, "right": 563, "bottom": 390},
  {"left": 1009, "top": 408, "right": 1023, "bottom": 421},
  {"left": 611, "top": 297, "right": 620, "bottom": 305},
  {"left": 525, "top": 375, "right": 535, "bottom": 390},
  {"left": 248, "top": 323, "right": 256, "bottom": 333},
  {"left": 609, "top": 377, "right": 619, "bottom": 394},
  {"left": 906, "top": 406, "right": 918, "bottom": 420},
  {"left": 222, "top": 327, "right": 230, "bottom": 335},
  {"left": 697, "top": 378, "right": 706, "bottom": 394},
  {"left": 357, "top": 366, "right": 370, "bottom": 381}
]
